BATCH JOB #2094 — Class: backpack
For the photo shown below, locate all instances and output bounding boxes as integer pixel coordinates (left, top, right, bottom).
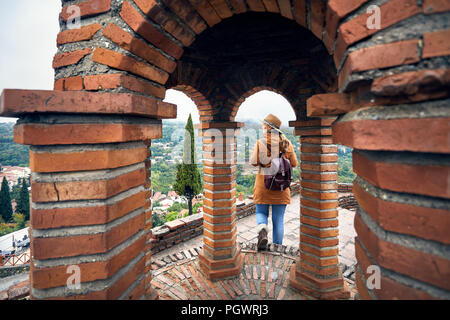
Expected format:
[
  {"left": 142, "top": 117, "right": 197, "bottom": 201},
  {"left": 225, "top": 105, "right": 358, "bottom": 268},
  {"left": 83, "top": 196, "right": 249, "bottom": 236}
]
[{"left": 263, "top": 152, "right": 293, "bottom": 191}]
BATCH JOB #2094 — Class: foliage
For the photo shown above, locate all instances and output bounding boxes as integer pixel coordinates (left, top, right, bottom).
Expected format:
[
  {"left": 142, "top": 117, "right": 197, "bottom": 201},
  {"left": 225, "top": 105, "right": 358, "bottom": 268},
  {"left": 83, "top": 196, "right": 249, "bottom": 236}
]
[
  {"left": 173, "top": 114, "right": 202, "bottom": 215},
  {"left": 0, "top": 223, "right": 13, "bottom": 237},
  {"left": 16, "top": 179, "right": 30, "bottom": 220},
  {"left": 166, "top": 211, "right": 180, "bottom": 222},
  {"left": 337, "top": 146, "right": 355, "bottom": 183},
  {"left": 13, "top": 213, "right": 26, "bottom": 230},
  {"left": 0, "top": 123, "right": 29, "bottom": 167},
  {"left": 152, "top": 213, "right": 166, "bottom": 228},
  {"left": 0, "top": 177, "right": 13, "bottom": 222}
]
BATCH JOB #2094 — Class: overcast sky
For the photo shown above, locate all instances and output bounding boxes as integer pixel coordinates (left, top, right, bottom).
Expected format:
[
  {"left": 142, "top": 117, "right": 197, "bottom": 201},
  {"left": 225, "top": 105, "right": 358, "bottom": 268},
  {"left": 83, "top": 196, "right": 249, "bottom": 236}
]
[{"left": 0, "top": 1, "right": 296, "bottom": 126}]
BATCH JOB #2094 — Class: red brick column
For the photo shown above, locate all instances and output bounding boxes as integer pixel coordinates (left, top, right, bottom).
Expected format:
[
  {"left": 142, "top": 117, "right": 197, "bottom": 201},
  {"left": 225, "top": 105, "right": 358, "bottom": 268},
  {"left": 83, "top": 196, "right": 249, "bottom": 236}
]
[
  {"left": 0, "top": 89, "right": 175, "bottom": 299},
  {"left": 195, "top": 122, "right": 244, "bottom": 280},
  {"left": 288, "top": 117, "right": 350, "bottom": 299},
  {"left": 333, "top": 100, "right": 450, "bottom": 300}
]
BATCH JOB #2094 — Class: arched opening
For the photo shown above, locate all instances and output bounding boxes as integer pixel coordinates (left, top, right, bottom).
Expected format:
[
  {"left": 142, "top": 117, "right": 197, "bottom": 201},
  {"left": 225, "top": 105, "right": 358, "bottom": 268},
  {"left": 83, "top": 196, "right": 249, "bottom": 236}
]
[
  {"left": 233, "top": 89, "right": 300, "bottom": 248},
  {"left": 150, "top": 88, "right": 204, "bottom": 230}
]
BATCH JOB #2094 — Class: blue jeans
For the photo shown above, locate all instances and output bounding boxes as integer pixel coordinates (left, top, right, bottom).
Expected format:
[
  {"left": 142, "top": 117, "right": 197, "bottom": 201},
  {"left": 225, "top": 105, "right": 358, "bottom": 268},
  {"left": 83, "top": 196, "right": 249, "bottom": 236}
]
[{"left": 255, "top": 204, "right": 287, "bottom": 245}]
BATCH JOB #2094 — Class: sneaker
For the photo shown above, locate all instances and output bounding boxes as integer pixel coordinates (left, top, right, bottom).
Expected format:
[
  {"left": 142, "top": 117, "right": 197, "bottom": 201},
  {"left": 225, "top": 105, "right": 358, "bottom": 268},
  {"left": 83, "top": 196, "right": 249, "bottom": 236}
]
[{"left": 257, "top": 224, "right": 268, "bottom": 251}]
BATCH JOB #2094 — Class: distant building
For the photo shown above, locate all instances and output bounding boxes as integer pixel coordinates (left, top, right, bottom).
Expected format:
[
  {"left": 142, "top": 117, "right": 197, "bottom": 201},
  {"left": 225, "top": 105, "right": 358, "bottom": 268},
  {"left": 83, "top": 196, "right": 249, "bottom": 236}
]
[{"left": 0, "top": 166, "right": 30, "bottom": 190}]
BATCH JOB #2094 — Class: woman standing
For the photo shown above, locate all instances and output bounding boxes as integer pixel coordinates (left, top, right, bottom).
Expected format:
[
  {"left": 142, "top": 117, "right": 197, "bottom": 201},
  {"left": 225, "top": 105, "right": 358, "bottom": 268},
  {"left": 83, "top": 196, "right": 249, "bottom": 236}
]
[{"left": 250, "top": 114, "right": 298, "bottom": 250}]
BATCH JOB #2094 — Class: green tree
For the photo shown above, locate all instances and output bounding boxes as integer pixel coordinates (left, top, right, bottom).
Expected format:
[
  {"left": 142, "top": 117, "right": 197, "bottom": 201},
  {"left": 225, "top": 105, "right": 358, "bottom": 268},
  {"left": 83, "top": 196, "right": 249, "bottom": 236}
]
[
  {"left": 13, "top": 213, "right": 26, "bottom": 230},
  {"left": 0, "top": 177, "right": 13, "bottom": 222},
  {"left": 16, "top": 179, "right": 30, "bottom": 220},
  {"left": 173, "top": 114, "right": 202, "bottom": 216}
]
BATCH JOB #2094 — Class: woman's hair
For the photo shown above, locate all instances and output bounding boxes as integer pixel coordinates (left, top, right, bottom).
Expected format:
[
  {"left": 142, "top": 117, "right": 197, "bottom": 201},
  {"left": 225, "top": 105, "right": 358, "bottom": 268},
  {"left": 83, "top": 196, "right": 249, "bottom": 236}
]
[
  {"left": 279, "top": 132, "right": 290, "bottom": 154},
  {"left": 263, "top": 123, "right": 290, "bottom": 154}
]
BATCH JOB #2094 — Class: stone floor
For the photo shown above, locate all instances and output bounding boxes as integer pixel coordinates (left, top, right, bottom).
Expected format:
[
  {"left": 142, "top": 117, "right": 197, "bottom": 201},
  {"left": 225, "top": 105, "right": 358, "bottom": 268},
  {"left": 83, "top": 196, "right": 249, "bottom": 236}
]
[{"left": 151, "top": 193, "right": 359, "bottom": 300}]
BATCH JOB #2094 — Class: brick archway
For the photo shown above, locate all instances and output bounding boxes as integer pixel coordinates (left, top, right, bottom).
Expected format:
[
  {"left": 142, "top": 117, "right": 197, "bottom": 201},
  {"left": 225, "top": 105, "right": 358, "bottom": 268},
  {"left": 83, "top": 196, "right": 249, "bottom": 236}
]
[{"left": 0, "top": 0, "right": 448, "bottom": 300}]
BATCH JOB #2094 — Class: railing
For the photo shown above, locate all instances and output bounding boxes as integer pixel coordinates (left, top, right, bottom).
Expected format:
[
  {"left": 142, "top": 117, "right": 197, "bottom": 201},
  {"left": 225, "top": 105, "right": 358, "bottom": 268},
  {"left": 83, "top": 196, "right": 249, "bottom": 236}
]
[{"left": 0, "top": 252, "right": 30, "bottom": 267}]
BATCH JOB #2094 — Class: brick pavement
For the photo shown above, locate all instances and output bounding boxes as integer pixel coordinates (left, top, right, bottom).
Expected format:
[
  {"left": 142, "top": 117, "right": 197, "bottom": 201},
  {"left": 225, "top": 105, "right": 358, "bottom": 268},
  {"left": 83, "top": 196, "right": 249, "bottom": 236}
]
[
  {"left": 152, "top": 193, "right": 359, "bottom": 300},
  {"left": 151, "top": 242, "right": 357, "bottom": 300}
]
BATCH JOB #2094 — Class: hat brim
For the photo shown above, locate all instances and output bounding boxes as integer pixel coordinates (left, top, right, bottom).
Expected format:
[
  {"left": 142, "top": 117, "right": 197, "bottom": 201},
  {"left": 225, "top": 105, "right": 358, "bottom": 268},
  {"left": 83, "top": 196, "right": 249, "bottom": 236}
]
[{"left": 260, "top": 119, "right": 283, "bottom": 134}]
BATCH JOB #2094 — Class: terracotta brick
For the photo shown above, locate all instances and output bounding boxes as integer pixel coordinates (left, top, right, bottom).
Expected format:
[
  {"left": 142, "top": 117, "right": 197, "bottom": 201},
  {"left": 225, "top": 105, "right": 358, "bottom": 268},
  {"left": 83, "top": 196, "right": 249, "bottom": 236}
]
[
  {"left": 339, "top": 39, "right": 420, "bottom": 88},
  {"left": 301, "top": 188, "right": 338, "bottom": 201},
  {"left": 300, "top": 136, "right": 334, "bottom": 144},
  {"left": 334, "top": 0, "right": 420, "bottom": 66},
  {"left": 292, "top": 0, "right": 306, "bottom": 27},
  {"left": 262, "top": 0, "right": 279, "bottom": 13},
  {"left": 324, "top": 0, "right": 369, "bottom": 52},
  {"left": 15, "top": 122, "right": 162, "bottom": 146},
  {"left": 299, "top": 251, "right": 339, "bottom": 267},
  {"left": 355, "top": 213, "right": 450, "bottom": 291},
  {"left": 422, "top": 29, "right": 450, "bottom": 58},
  {"left": 370, "top": 68, "right": 450, "bottom": 97},
  {"left": 52, "top": 256, "right": 145, "bottom": 300},
  {"left": 333, "top": 117, "right": 450, "bottom": 153},
  {"left": 300, "top": 154, "right": 338, "bottom": 163},
  {"left": 30, "top": 146, "right": 147, "bottom": 173},
  {"left": 300, "top": 232, "right": 338, "bottom": 247},
  {"left": 92, "top": 48, "right": 168, "bottom": 84},
  {"left": 188, "top": 0, "right": 222, "bottom": 26},
  {"left": 301, "top": 215, "right": 338, "bottom": 229},
  {"left": 52, "top": 48, "right": 92, "bottom": 69},
  {"left": 102, "top": 23, "right": 176, "bottom": 72},
  {"left": 300, "top": 224, "right": 338, "bottom": 238},
  {"left": 301, "top": 171, "right": 338, "bottom": 181},
  {"left": 32, "top": 168, "right": 145, "bottom": 202},
  {"left": 353, "top": 182, "right": 450, "bottom": 245},
  {"left": 57, "top": 23, "right": 102, "bottom": 45},
  {"left": 423, "top": 0, "right": 450, "bottom": 14},
  {"left": 309, "top": 0, "right": 326, "bottom": 39},
  {"left": 301, "top": 180, "right": 337, "bottom": 191},
  {"left": 61, "top": 0, "right": 111, "bottom": 21},
  {"left": 354, "top": 268, "right": 373, "bottom": 300},
  {"left": 0, "top": 89, "right": 174, "bottom": 118},
  {"left": 133, "top": 0, "right": 195, "bottom": 46},
  {"left": 31, "top": 236, "right": 145, "bottom": 289},
  {"left": 162, "top": 0, "right": 208, "bottom": 34},
  {"left": 294, "top": 127, "right": 332, "bottom": 136},
  {"left": 354, "top": 239, "right": 437, "bottom": 300},
  {"left": 64, "top": 76, "right": 83, "bottom": 91},
  {"left": 306, "top": 93, "right": 352, "bottom": 117},
  {"left": 54, "top": 78, "right": 64, "bottom": 91},
  {"left": 353, "top": 151, "right": 450, "bottom": 198},
  {"left": 300, "top": 197, "right": 338, "bottom": 210},
  {"left": 83, "top": 73, "right": 121, "bottom": 90},
  {"left": 246, "top": 0, "right": 266, "bottom": 12},
  {"left": 300, "top": 162, "right": 338, "bottom": 172},
  {"left": 120, "top": 1, "right": 183, "bottom": 59},
  {"left": 278, "top": 0, "right": 293, "bottom": 19},
  {"left": 85, "top": 74, "right": 165, "bottom": 98},
  {"left": 32, "top": 213, "right": 144, "bottom": 260},
  {"left": 300, "top": 243, "right": 339, "bottom": 258},
  {"left": 228, "top": 0, "right": 247, "bottom": 14}
]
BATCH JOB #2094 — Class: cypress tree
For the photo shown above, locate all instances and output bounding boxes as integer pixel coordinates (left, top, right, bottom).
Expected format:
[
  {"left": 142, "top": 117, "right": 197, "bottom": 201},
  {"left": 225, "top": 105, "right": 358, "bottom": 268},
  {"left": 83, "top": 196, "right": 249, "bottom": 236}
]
[
  {"left": 16, "top": 178, "right": 30, "bottom": 220},
  {"left": 0, "top": 177, "right": 13, "bottom": 222},
  {"left": 173, "top": 114, "right": 202, "bottom": 216}
]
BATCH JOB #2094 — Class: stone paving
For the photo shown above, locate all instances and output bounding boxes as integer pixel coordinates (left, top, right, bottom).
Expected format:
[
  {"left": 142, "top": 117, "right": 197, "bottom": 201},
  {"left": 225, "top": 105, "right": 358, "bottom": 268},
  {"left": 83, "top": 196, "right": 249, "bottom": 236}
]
[{"left": 151, "top": 193, "right": 359, "bottom": 300}]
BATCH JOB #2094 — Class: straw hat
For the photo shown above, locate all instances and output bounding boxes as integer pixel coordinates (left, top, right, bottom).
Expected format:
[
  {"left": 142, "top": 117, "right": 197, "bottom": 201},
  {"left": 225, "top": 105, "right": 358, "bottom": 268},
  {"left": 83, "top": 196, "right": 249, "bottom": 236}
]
[{"left": 260, "top": 114, "right": 283, "bottom": 134}]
